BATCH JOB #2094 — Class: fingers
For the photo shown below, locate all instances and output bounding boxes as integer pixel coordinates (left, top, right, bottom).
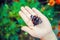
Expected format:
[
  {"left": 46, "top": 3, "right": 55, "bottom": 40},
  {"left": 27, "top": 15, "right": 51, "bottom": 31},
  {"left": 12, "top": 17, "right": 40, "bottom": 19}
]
[
  {"left": 25, "top": 6, "right": 36, "bottom": 16},
  {"left": 21, "top": 7, "right": 31, "bottom": 19},
  {"left": 20, "top": 6, "right": 38, "bottom": 27},
  {"left": 19, "top": 11, "right": 33, "bottom": 27}
]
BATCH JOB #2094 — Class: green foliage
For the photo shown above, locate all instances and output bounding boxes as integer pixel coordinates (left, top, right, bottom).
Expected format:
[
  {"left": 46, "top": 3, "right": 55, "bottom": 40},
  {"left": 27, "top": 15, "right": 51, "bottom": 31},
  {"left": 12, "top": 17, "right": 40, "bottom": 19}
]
[{"left": 0, "top": 0, "right": 59, "bottom": 40}]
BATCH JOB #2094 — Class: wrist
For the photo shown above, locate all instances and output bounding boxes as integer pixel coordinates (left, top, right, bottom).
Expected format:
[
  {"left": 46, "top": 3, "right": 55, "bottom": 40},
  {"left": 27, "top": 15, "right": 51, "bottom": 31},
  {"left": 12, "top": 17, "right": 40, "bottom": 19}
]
[{"left": 41, "top": 31, "right": 57, "bottom": 40}]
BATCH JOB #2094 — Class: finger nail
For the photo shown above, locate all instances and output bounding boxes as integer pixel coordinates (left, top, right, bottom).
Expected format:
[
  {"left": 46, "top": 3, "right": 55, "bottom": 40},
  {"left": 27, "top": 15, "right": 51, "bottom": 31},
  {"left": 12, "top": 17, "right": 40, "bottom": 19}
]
[{"left": 21, "top": 6, "right": 24, "bottom": 9}]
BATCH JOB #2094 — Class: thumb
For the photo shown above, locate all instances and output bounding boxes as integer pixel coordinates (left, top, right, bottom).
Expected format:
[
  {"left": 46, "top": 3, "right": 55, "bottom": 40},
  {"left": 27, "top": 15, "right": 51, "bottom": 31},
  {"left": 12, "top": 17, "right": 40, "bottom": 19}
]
[{"left": 21, "top": 26, "right": 33, "bottom": 34}]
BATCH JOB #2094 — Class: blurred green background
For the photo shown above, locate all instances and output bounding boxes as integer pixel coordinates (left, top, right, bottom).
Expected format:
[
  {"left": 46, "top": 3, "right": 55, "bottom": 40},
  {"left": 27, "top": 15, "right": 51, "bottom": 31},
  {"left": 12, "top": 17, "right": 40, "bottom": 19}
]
[{"left": 0, "top": 0, "right": 60, "bottom": 40}]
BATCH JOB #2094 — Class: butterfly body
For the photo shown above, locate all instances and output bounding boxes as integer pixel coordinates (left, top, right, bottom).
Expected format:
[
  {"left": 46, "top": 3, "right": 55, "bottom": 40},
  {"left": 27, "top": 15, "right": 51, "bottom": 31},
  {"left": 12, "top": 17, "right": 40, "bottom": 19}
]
[{"left": 31, "top": 15, "right": 42, "bottom": 26}]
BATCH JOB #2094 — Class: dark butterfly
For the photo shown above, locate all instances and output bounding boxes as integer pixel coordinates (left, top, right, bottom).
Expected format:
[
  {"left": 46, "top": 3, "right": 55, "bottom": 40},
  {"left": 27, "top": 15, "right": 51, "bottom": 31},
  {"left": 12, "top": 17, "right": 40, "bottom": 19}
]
[{"left": 31, "top": 15, "right": 42, "bottom": 26}]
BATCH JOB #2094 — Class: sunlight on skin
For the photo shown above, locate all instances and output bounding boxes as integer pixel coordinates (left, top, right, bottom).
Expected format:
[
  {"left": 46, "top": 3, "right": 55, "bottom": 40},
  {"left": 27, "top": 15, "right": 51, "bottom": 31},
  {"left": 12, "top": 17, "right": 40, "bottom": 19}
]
[{"left": 19, "top": 6, "right": 57, "bottom": 40}]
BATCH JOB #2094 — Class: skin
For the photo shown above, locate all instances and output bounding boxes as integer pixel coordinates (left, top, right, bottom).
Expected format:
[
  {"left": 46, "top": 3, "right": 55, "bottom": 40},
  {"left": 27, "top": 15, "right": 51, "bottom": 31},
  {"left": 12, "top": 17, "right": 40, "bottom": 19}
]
[{"left": 19, "top": 6, "right": 57, "bottom": 40}]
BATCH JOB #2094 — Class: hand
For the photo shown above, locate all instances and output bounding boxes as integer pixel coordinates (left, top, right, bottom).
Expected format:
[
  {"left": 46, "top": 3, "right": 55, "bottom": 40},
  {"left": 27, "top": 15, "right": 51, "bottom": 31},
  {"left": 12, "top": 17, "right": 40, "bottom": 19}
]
[{"left": 19, "top": 6, "right": 55, "bottom": 39}]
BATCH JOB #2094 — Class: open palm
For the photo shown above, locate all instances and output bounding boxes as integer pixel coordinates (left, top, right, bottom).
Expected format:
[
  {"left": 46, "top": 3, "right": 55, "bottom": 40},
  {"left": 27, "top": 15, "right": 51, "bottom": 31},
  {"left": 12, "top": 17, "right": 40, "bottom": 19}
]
[{"left": 19, "top": 6, "right": 53, "bottom": 38}]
